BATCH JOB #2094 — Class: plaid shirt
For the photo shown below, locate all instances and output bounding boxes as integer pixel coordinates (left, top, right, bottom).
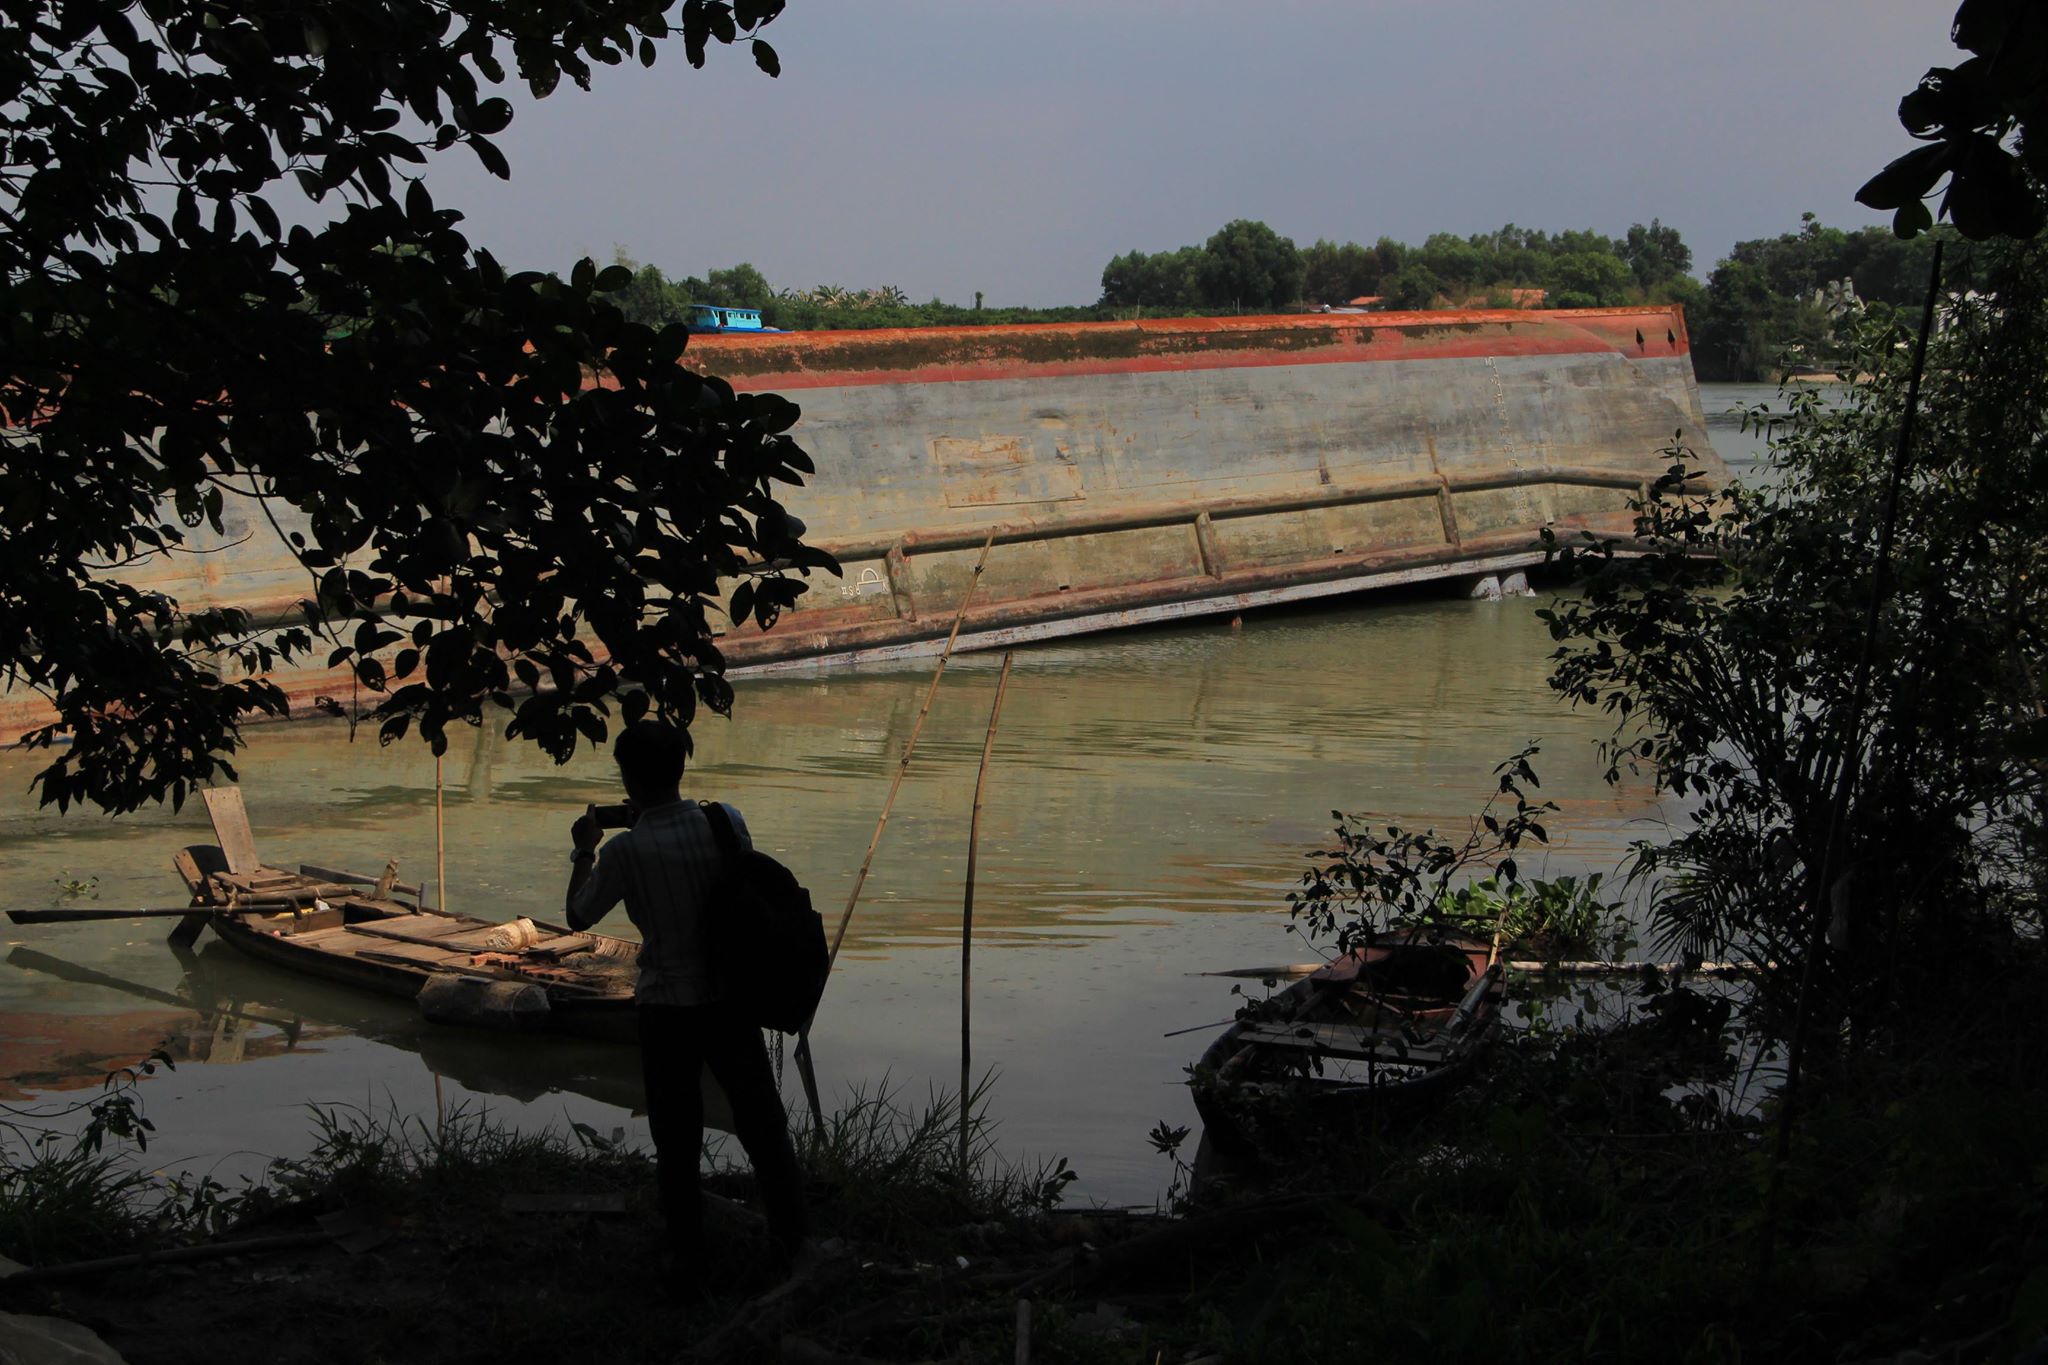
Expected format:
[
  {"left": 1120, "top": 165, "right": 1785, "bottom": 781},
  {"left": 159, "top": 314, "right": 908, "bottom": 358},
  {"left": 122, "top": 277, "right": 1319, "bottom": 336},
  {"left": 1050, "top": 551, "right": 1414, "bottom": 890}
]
[{"left": 567, "top": 799, "right": 749, "bottom": 1007}]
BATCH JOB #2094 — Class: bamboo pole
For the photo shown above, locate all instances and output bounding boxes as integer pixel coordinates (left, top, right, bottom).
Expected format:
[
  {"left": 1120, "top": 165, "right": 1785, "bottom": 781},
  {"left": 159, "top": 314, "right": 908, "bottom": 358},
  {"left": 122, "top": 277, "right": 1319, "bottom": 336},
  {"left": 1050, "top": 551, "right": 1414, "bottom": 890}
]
[
  {"left": 1196, "top": 959, "right": 1763, "bottom": 980},
  {"left": 960, "top": 651, "right": 1015, "bottom": 1182},
  {"left": 792, "top": 1035, "right": 824, "bottom": 1144},
  {"left": 435, "top": 753, "right": 448, "bottom": 915}
]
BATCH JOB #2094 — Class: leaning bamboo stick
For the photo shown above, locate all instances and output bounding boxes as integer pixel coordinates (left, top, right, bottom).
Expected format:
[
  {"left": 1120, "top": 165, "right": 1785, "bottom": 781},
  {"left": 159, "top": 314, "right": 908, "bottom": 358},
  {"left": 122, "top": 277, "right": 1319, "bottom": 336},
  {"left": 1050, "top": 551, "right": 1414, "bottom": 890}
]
[
  {"left": 960, "top": 651, "right": 1015, "bottom": 1182},
  {"left": 820, "top": 531, "right": 997, "bottom": 974}
]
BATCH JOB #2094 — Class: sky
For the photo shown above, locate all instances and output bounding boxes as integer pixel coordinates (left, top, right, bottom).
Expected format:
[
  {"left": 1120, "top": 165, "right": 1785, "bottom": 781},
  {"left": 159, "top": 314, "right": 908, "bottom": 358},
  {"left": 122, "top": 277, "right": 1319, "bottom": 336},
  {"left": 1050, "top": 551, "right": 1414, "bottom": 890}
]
[{"left": 420, "top": 1, "right": 1948, "bottom": 306}]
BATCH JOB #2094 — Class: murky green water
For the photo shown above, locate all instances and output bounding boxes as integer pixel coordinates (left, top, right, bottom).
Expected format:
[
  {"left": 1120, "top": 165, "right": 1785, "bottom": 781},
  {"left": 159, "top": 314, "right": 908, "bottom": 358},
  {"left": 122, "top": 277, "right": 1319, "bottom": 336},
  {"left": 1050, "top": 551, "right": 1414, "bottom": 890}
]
[{"left": 0, "top": 385, "right": 1775, "bottom": 1203}]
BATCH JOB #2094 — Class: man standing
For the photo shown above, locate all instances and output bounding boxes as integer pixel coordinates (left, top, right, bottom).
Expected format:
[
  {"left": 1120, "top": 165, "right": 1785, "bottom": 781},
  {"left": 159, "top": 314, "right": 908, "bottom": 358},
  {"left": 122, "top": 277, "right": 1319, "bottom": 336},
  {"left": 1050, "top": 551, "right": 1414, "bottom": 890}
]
[{"left": 564, "top": 719, "right": 808, "bottom": 1280}]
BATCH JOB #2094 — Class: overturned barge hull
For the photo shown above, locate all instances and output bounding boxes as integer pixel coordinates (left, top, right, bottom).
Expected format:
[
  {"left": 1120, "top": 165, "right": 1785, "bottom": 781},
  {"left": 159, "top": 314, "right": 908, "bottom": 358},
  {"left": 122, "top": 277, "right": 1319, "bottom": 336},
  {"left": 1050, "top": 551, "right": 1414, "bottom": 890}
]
[
  {"left": 690, "top": 306, "right": 1722, "bottom": 672},
  {"left": 1, "top": 307, "right": 1719, "bottom": 734}
]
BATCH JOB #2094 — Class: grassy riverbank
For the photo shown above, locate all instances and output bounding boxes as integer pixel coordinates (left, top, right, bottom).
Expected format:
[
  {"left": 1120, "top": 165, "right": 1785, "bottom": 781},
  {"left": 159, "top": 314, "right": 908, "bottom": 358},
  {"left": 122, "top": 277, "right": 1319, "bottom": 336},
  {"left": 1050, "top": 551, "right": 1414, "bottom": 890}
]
[{"left": 4, "top": 956, "right": 2043, "bottom": 1365}]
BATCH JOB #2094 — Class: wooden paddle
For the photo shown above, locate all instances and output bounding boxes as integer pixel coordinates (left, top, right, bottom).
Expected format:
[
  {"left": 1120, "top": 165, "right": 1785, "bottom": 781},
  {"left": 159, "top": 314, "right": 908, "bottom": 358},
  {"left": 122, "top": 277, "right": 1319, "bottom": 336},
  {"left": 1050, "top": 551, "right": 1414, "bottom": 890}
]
[
  {"left": 6, "top": 898, "right": 336, "bottom": 924},
  {"left": 8, "top": 906, "right": 220, "bottom": 924}
]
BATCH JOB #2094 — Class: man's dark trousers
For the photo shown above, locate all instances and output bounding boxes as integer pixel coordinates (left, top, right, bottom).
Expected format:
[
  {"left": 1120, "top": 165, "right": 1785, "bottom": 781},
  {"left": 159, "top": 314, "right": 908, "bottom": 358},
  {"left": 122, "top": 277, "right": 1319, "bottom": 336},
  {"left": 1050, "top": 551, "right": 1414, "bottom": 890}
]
[{"left": 637, "top": 1002, "right": 807, "bottom": 1265}]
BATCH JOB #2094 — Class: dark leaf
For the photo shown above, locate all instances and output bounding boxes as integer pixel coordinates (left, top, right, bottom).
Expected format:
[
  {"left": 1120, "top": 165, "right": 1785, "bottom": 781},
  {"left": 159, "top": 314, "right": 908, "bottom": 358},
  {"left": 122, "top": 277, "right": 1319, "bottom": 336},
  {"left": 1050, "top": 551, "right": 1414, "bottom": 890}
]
[
  {"left": 471, "top": 136, "right": 511, "bottom": 179},
  {"left": 728, "top": 579, "right": 757, "bottom": 625},
  {"left": 1855, "top": 142, "right": 1953, "bottom": 211},
  {"left": 1892, "top": 198, "right": 1935, "bottom": 238},
  {"left": 472, "top": 98, "right": 514, "bottom": 135},
  {"left": 246, "top": 195, "right": 281, "bottom": 239}
]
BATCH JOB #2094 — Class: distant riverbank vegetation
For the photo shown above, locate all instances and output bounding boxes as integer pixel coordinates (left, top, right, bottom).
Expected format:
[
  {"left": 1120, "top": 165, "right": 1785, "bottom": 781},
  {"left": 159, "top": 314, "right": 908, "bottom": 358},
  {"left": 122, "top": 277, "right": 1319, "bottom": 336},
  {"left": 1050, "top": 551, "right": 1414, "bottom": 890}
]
[{"left": 607, "top": 212, "right": 1980, "bottom": 384}]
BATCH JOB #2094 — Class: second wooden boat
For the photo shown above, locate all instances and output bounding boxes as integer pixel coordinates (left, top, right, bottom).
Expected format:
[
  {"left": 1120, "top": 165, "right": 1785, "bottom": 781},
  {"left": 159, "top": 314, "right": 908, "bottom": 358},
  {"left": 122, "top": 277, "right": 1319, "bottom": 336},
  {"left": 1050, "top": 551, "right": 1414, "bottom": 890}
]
[{"left": 1191, "top": 928, "right": 1504, "bottom": 1166}]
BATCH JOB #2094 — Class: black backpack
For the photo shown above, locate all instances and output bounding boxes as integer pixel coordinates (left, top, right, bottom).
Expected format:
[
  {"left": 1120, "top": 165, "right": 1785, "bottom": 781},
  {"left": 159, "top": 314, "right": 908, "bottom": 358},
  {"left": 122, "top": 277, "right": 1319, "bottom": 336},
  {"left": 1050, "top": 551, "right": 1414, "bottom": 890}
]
[{"left": 699, "top": 801, "right": 831, "bottom": 1034}]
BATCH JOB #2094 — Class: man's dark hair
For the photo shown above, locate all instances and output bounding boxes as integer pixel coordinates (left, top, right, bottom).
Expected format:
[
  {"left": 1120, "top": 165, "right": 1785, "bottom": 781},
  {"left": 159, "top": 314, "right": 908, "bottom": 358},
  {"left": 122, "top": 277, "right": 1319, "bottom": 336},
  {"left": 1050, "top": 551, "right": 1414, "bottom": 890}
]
[{"left": 614, "top": 719, "right": 688, "bottom": 790}]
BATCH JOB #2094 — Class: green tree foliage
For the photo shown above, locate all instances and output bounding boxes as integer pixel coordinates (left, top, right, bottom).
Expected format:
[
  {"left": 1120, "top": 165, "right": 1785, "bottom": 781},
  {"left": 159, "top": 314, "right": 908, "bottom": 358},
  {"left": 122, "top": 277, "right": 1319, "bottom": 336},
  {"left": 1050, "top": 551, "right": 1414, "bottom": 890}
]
[
  {"left": 0, "top": 0, "right": 839, "bottom": 814},
  {"left": 1377, "top": 263, "right": 1443, "bottom": 310},
  {"left": 1857, "top": 0, "right": 2046, "bottom": 239},
  {"left": 1623, "top": 218, "right": 1692, "bottom": 288},
  {"left": 1547, "top": 251, "right": 1632, "bottom": 309},
  {"left": 1691, "top": 258, "right": 1782, "bottom": 384},
  {"left": 601, "top": 253, "right": 694, "bottom": 328},
  {"left": 1097, "top": 250, "right": 1146, "bottom": 309},
  {"left": 1415, "top": 232, "right": 1487, "bottom": 298},
  {"left": 704, "top": 261, "right": 773, "bottom": 310},
  {"left": 1300, "top": 237, "right": 1390, "bottom": 305},
  {"left": 1541, "top": 234, "right": 2047, "bottom": 1042},
  {"left": 1100, "top": 224, "right": 1304, "bottom": 312},
  {"left": 1098, "top": 245, "right": 1205, "bottom": 310},
  {"left": 1198, "top": 219, "right": 1304, "bottom": 311}
]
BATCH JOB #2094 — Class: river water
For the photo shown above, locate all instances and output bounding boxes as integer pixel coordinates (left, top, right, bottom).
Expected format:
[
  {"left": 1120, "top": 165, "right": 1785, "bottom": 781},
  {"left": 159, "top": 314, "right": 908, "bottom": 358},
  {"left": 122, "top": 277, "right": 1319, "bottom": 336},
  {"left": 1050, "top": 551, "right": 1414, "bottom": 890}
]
[{"left": 0, "top": 384, "right": 1788, "bottom": 1205}]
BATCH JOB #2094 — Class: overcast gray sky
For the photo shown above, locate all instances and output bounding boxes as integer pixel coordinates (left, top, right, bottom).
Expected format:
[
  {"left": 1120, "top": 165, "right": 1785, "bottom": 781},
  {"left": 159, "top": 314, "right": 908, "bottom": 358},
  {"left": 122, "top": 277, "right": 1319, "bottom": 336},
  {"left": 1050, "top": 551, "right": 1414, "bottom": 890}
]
[{"left": 427, "top": 1, "right": 1945, "bottom": 305}]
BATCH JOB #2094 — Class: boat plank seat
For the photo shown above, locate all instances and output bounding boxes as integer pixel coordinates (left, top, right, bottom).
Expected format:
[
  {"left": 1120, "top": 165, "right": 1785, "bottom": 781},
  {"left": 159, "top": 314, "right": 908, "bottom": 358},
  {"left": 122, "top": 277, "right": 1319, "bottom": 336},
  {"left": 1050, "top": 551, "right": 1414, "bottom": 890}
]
[
  {"left": 1238, "top": 1021, "right": 1453, "bottom": 1064},
  {"left": 344, "top": 922, "right": 498, "bottom": 954},
  {"left": 362, "top": 914, "right": 489, "bottom": 941}
]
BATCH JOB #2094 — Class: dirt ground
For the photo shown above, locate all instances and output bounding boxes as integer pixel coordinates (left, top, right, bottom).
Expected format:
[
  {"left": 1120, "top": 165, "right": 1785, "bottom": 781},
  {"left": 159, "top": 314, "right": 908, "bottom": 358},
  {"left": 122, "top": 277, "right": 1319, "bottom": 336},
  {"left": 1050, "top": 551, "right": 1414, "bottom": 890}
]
[{"left": 2, "top": 1179, "right": 1218, "bottom": 1365}]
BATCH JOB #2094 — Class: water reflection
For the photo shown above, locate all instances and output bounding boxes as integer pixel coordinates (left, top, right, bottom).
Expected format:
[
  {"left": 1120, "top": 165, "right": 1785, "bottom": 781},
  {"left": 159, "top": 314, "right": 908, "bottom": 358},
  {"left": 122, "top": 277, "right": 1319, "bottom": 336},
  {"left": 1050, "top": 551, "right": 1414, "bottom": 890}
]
[{"left": 2, "top": 938, "right": 651, "bottom": 1109}]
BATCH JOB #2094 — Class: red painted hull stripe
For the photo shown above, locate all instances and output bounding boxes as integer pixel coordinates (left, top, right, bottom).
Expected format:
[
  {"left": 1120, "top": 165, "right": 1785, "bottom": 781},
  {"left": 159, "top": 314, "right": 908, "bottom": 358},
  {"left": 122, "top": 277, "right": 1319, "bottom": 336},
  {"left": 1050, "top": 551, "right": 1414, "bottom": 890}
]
[{"left": 657, "top": 307, "right": 1691, "bottom": 393}]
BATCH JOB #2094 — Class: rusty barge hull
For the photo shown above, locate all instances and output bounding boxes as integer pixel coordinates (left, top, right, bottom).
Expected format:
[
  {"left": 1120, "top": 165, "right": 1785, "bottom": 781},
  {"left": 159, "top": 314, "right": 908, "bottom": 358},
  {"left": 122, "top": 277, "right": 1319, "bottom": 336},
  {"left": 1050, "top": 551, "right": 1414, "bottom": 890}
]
[
  {"left": 697, "top": 305, "right": 1720, "bottom": 672},
  {"left": 3, "top": 307, "right": 1719, "bottom": 733}
]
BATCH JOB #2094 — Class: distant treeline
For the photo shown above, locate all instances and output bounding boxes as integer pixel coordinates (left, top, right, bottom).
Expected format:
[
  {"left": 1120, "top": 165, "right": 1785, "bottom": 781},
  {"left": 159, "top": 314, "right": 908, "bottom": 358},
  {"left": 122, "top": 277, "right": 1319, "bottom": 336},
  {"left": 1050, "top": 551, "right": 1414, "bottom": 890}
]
[
  {"left": 1691, "top": 214, "right": 1973, "bottom": 381},
  {"left": 597, "top": 251, "right": 1192, "bottom": 333},
  {"left": 1101, "top": 219, "right": 1695, "bottom": 313},
  {"left": 602, "top": 214, "right": 1975, "bottom": 383}
]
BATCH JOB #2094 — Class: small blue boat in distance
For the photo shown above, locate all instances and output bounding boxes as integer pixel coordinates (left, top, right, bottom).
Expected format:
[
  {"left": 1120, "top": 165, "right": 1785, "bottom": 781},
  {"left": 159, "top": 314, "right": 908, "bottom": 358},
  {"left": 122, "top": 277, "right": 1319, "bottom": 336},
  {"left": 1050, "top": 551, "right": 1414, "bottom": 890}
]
[{"left": 683, "top": 303, "right": 780, "bottom": 334}]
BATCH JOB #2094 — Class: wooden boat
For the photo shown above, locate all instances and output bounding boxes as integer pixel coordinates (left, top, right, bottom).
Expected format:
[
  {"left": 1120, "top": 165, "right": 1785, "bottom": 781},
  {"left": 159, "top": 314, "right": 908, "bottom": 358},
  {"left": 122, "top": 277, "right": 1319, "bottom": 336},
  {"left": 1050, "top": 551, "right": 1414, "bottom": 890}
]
[
  {"left": 1191, "top": 928, "right": 1504, "bottom": 1165},
  {"left": 169, "top": 789, "right": 641, "bottom": 1044}
]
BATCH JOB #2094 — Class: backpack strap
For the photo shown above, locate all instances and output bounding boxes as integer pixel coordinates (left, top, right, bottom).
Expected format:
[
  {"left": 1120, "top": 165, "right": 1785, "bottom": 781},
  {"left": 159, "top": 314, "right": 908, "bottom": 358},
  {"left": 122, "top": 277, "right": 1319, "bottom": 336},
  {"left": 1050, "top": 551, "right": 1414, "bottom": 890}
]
[{"left": 698, "top": 800, "right": 741, "bottom": 857}]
